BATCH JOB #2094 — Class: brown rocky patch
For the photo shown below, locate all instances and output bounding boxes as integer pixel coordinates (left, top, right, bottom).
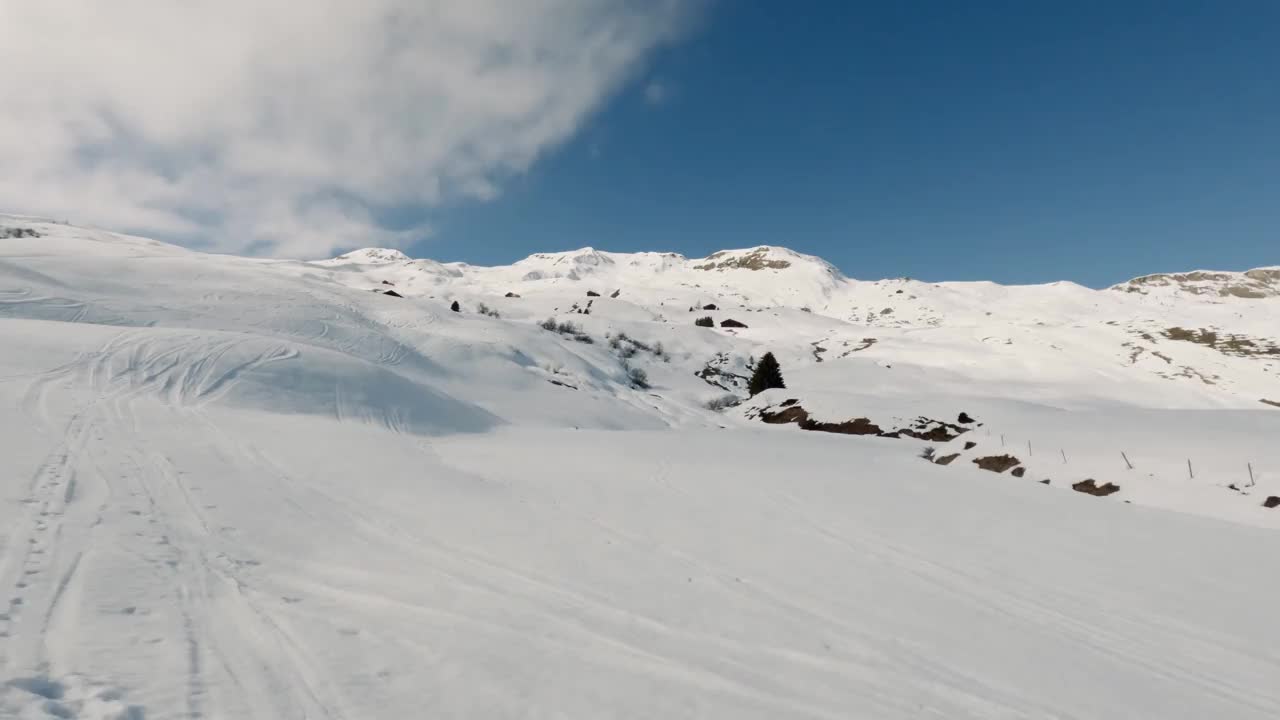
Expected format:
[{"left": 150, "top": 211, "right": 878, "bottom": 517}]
[
  {"left": 973, "top": 455, "right": 1021, "bottom": 473},
  {"left": 1011, "top": 467, "right": 1026, "bottom": 478},
  {"left": 693, "top": 249, "right": 791, "bottom": 271},
  {"left": 964, "top": 441, "right": 977, "bottom": 450},
  {"left": 760, "top": 406, "right": 810, "bottom": 425},
  {"left": 1072, "top": 479, "right": 1120, "bottom": 497},
  {"left": 801, "top": 417, "right": 883, "bottom": 435},
  {"left": 1261, "top": 399, "right": 1280, "bottom": 408},
  {"left": 1263, "top": 496, "right": 1280, "bottom": 509},
  {"left": 1163, "top": 327, "right": 1280, "bottom": 357},
  {"left": 720, "top": 318, "right": 749, "bottom": 328},
  {"left": 934, "top": 453, "right": 960, "bottom": 466}
]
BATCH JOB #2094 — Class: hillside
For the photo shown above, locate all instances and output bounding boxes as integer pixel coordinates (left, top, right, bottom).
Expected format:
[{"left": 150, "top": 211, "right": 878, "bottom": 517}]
[{"left": 1, "top": 214, "right": 1278, "bottom": 718}]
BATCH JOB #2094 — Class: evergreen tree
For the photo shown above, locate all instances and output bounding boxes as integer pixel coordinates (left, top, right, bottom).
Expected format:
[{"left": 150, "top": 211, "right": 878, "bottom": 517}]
[
  {"left": 450, "top": 300, "right": 460, "bottom": 312},
  {"left": 747, "top": 352, "right": 785, "bottom": 396}
]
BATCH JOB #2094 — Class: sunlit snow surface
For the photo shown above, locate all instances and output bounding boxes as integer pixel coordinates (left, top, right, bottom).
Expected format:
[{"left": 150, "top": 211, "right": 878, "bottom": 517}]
[{"left": 2, "top": 216, "right": 1278, "bottom": 718}]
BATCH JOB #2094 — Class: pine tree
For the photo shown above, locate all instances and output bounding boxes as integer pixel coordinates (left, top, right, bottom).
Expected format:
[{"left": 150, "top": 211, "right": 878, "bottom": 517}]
[
  {"left": 747, "top": 352, "right": 785, "bottom": 396},
  {"left": 450, "top": 300, "right": 460, "bottom": 312}
]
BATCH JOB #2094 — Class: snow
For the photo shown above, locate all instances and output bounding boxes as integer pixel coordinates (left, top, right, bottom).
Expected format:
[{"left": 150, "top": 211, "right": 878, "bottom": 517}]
[{"left": 2, "top": 214, "right": 1278, "bottom": 718}]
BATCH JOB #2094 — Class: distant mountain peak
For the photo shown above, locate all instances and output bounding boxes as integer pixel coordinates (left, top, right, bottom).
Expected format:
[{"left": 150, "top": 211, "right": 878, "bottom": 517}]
[
  {"left": 1113, "top": 266, "right": 1280, "bottom": 299},
  {"left": 329, "top": 248, "right": 412, "bottom": 264}
]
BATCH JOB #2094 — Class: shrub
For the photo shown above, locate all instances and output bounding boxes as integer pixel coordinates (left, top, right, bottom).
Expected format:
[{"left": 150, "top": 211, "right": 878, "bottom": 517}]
[
  {"left": 556, "top": 320, "right": 580, "bottom": 335},
  {"left": 695, "top": 316, "right": 714, "bottom": 328},
  {"left": 477, "top": 302, "right": 499, "bottom": 318},
  {"left": 704, "top": 394, "right": 740, "bottom": 411},
  {"left": 625, "top": 365, "right": 649, "bottom": 389},
  {"left": 540, "top": 317, "right": 558, "bottom": 331}
]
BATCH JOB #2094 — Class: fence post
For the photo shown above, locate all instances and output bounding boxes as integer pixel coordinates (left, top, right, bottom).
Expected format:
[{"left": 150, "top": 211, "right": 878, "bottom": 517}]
[
  {"left": 1187, "top": 459, "right": 1194, "bottom": 479},
  {"left": 1122, "top": 451, "right": 1133, "bottom": 470},
  {"left": 1248, "top": 462, "right": 1255, "bottom": 487},
  {"left": 1027, "top": 440, "right": 1033, "bottom": 457},
  {"left": 1061, "top": 449, "right": 1067, "bottom": 464}
]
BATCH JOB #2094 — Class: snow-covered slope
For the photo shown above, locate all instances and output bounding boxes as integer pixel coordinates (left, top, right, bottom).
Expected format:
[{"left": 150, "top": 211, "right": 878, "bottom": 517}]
[{"left": 2, "top": 214, "right": 1278, "bottom": 718}]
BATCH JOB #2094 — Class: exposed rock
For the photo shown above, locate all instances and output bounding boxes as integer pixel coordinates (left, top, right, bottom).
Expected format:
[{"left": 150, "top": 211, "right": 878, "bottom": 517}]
[
  {"left": 693, "top": 248, "right": 792, "bottom": 271},
  {"left": 1, "top": 226, "right": 43, "bottom": 238},
  {"left": 755, "top": 404, "right": 968, "bottom": 443},
  {"left": 1073, "top": 479, "right": 1121, "bottom": 497},
  {"left": 1040, "top": 479, "right": 1051, "bottom": 485},
  {"left": 1162, "top": 327, "right": 1280, "bottom": 358},
  {"left": 760, "top": 406, "right": 810, "bottom": 425},
  {"left": 964, "top": 441, "right": 977, "bottom": 450},
  {"left": 586, "top": 290, "right": 600, "bottom": 297},
  {"left": 720, "top": 318, "right": 749, "bottom": 329},
  {"left": 934, "top": 453, "right": 960, "bottom": 466},
  {"left": 505, "top": 291, "right": 521, "bottom": 298},
  {"left": 957, "top": 412, "right": 975, "bottom": 424},
  {"left": 610, "top": 289, "right": 621, "bottom": 298},
  {"left": 1115, "top": 267, "right": 1280, "bottom": 298},
  {"left": 1010, "top": 467, "right": 1026, "bottom": 478},
  {"left": 1261, "top": 399, "right": 1280, "bottom": 408},
  {"left": 381, "top": 290, "right": 404, "bottom": 298},
  {"left": 381, "top": 280, "right": 395, "bottom": 285},
  {"left": 801, "top": 417, "right": 883, "bottom": 436},
  {"left": 703, "top": 303, "right": 718, "bottom": 310},
  {"left": 885, "top": 417, "right": 970, "bottom": 442},
  {"left": 973, "top": 455, "right": 1021, "bottom": 473},
  {"left": 1263, "top": 496, "right": 1280, "bottom": 509}
]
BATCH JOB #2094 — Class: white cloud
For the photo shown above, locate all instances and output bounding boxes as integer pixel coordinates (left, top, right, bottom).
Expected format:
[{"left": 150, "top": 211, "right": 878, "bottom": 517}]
[
  {"left": 643, "top": 80, "right": 670, "bottom": 105},
  {"left": 0, "top": 0, "right": 699, "bottom": 257}
]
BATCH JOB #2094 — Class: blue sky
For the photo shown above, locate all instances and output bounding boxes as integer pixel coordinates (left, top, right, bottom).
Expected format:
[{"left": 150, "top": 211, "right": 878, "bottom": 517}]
[{"left": 418, "top": 1, "right": 1279, "bottom": 287}]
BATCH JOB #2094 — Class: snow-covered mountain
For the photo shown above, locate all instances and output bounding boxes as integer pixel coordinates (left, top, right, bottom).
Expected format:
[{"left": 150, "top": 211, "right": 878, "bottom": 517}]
[{"left": 2, "top": 214, "right": 1278, "bottom": 718}]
